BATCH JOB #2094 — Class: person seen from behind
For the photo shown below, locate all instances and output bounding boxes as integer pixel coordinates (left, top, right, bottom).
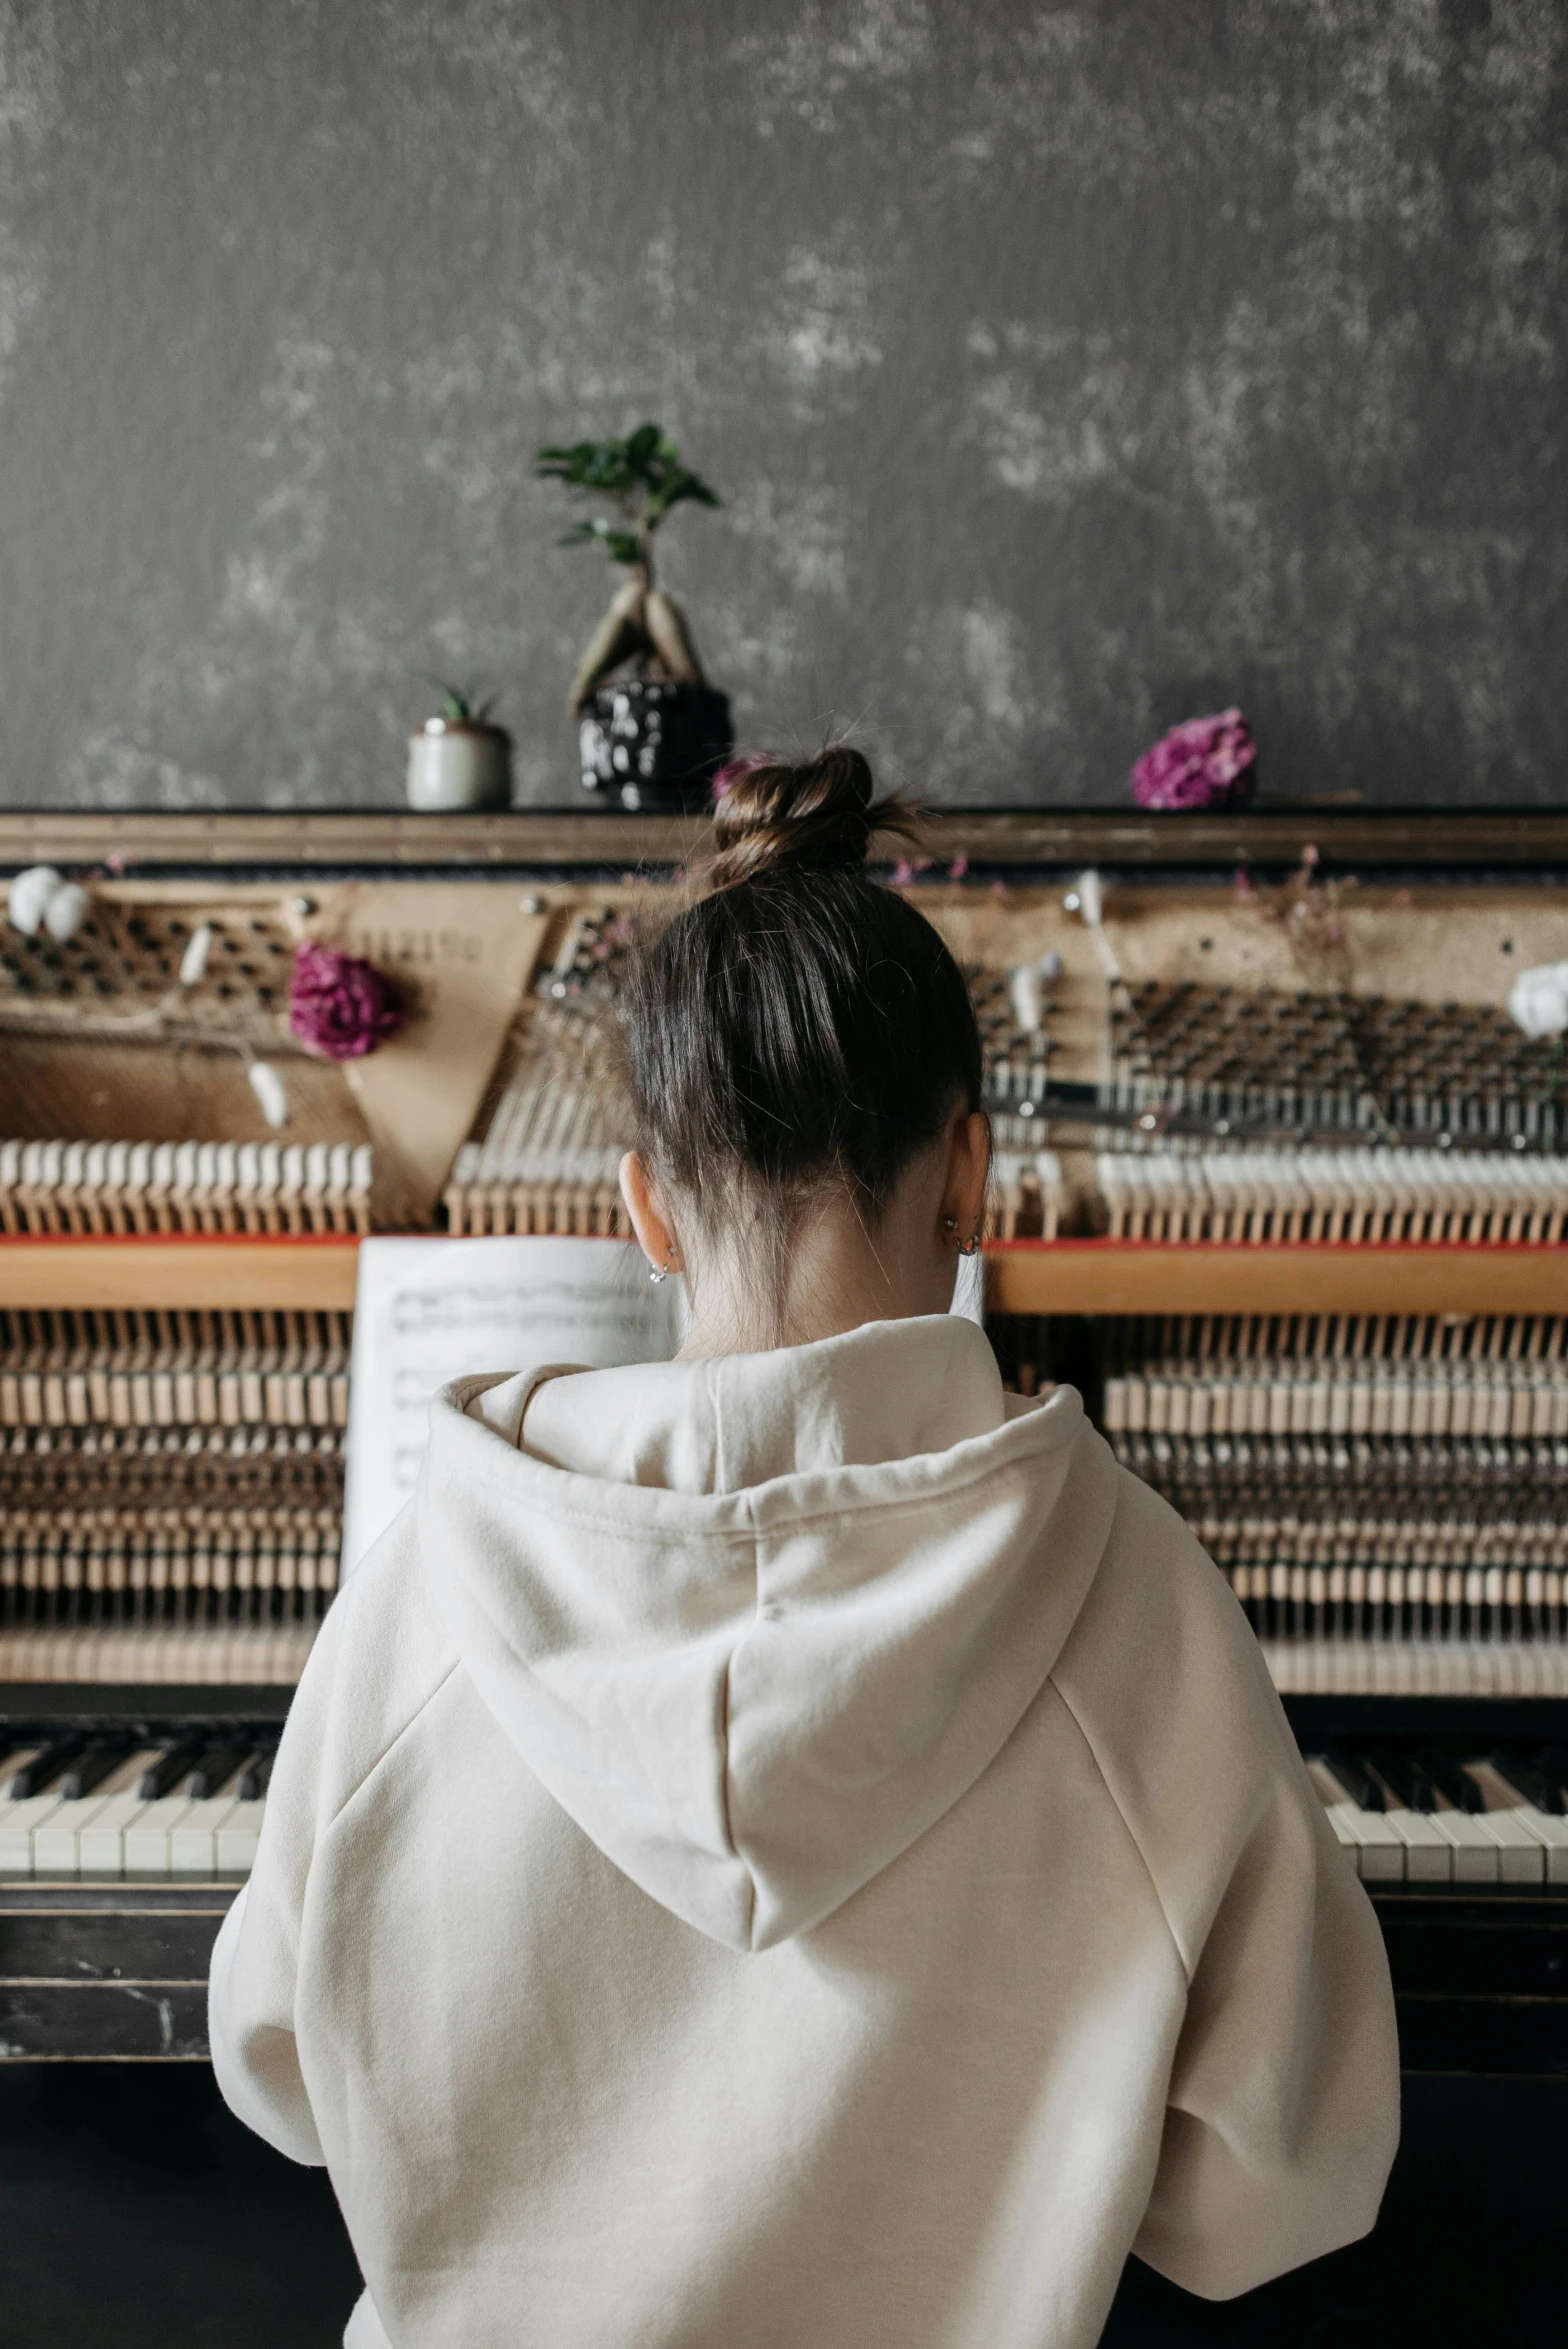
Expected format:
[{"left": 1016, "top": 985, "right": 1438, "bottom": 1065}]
[{"left": 210, "top": 746, "right": 1399, "bottom": 2348}]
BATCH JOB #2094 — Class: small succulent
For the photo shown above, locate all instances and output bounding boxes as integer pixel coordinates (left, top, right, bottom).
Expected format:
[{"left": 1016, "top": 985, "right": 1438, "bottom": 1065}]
[
  {"left": 535, "top": 422, "right": 721, "bottom": 715},
  {"left": 428, "top": 679, "right": 498, "bottom": 727}
]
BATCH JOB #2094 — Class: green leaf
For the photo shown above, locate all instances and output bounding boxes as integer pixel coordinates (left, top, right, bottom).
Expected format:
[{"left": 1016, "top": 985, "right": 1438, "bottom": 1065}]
[
  {"left": 645, "top": 465, "right": 722, "bottom": 525},
  {"left": 424, "top": 674, "right": 473, "bottom": 722}
]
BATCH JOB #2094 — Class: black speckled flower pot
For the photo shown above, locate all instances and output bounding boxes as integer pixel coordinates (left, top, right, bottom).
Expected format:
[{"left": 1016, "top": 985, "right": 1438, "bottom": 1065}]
[{"left": 577, "top": 681, "right": 733, "bottom": 812}]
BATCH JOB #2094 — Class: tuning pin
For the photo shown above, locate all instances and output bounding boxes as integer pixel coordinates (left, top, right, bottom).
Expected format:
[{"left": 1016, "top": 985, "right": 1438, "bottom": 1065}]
[
  {"left": 247, "top": 1060, "right": 289, "bottom": 1129},
  {"left": 179, "top": 923, "right": 214, "bottom": 986}
]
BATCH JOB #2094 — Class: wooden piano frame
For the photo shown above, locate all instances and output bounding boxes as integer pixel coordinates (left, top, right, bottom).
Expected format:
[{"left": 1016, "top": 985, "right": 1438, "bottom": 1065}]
[{"left": 5, "top": 804, "right": 1568, "bottom": 2067}]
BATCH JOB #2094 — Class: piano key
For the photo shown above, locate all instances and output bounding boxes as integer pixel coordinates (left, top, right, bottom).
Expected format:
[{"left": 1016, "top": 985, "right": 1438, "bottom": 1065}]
[
  {"left": 1376, "top": 1805, "right": 1453, "bottom": 1881},
  {"left": 125, "top": 1790, "right": 205, "bottom": 1879},
  {"left": 1466, "top": 1804, "right": 1546, "bottom": 1884},
  {"left": 1321, "top": 1748, "right": 1384, "bottom": 1811},
  {"left": 1422, "top": 1808, "right": 1501, "bottom": 1883},
  {"left": 170, "top": 1794, "right": 244, "bottom": 1879},
  {"left": 1307, "top": 1758, "right": 1405, "bottom": 1879},
  {"left": 1490, "top": 1751, "right": 1564, "bottom": 1815},
  {"left": 136, "top": 1738, "right": 207, "bottom": 1801},
  {"left": 1515, "top": 1809, "right": 1568, "bottom": 1886},
  {"left": 1417, "top": 1748, "right": 1486, "bottom": 1814},
  {"left": 1304, "top": 1762, "right": 1369, "bottom": 1876},
  {"left": 1369, "top": 1750, "right": 1433, "bottom": 1814},
  {"left": 215, "top": 1798, "right": 267, "bottom": 1876},
  {"left": 58, "top": 1736, "right": 135, "bottom": 1801},
  {"left": 236, "top": 1749, "right": 275, "bottom": 1802},
  {"left": 0, "top": 1783, "right": 70, "bottom": 1874},
  {"left": 78, "top": 1785, "right": 156, "bottom": 1878},
  {"left": 8, "top": 1736, "right": 86, "bottom": 1800},
  {"left": 1466, "top": 1759, "right": 1568, "bottom": 1884},
  {"left": 186, "top": 1743, "right": 254, "bottom": 1800},
  {"left": 30, "top": 1751, "right": 163, "bottom": 1878}
]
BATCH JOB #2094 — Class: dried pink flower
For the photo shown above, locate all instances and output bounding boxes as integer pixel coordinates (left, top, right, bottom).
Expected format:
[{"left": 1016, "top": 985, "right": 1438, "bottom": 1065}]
[
  {"left": 891, "top": 859, "right": 915, "bottom": 886},
  {"left": 948, "top": 856, "right": 969, "bottom": 881},
  {"left": 710, "top": 752, "right": 777, "bottom": 804},
  {"left": 1129, "top": 709, "right": 1257, "bottom": 812},
  {"left": 288, "top": 941, "right": 405, "bottom": 1062}
]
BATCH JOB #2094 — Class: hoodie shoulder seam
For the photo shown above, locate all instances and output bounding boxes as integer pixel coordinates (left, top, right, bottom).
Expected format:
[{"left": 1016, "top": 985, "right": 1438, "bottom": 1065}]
[{"left": 1046, "top": 1674, "right": 1192, "bottom": 1991}]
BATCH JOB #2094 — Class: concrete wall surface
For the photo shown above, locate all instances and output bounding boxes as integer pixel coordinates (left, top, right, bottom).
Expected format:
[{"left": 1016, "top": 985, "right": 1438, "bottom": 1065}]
[{"left": 0, "top": 0, "right": 1563, "bottom": 810}]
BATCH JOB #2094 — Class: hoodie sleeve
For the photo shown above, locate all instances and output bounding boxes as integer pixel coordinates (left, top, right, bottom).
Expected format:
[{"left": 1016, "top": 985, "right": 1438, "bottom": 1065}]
[
  {"left": 1130, "top": 1769, "right": 1400, "bottom": 2299},
  {"left": 1056, "top": 1469, "right": 1399, "bottom": 2302},
  {"left": 207, "top": 1583, "right": 351, "bottom": 2167}
]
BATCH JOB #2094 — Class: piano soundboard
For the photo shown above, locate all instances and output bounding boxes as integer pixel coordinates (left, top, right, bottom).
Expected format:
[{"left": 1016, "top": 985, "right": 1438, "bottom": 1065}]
[{"left": 3, "top": 807, "right": 1567, "bottom": 2065}]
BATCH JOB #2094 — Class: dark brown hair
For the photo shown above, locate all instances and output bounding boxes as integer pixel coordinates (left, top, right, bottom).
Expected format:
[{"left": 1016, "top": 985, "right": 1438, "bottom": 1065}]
[{"left": 620, "top": 747, "right": 983, "bottom": 1259}]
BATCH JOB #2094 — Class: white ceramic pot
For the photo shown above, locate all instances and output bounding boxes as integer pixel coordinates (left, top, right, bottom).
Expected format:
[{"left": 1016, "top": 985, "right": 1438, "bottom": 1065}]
[{"left": 406, "top": 720, "right": 512, "bottom": 811}]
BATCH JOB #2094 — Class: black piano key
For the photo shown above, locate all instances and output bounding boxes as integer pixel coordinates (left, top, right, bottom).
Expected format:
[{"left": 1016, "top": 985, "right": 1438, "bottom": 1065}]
[
  {"left": 9, "top": 1736, "right": 87, "bottom": 1800},
  {"left": 1491, "top": 1749, "right": 1564, "bottom": 1816},
  {"left": 58, "top": 1736, "right": 134, "bottom": 1800},
  {"left": 1417, "top": 1746, "right": 1485, "bottom": 1814},
  {"left": 1368, "top": 1750, "right": 1430, "bottom": 1812},
  {"left": 236, "top": 1748, "right": 275, "bottom": 1802},
  {"left": 1532, "top": 1745, "right": 1568, "bottom": 1810},
  {"left": 1322, "top": 1747, "right": 1383, "bottom": 1810},
  {"left": 136, "top": 1737, "right": 207, "bottom": 1801},
  {"left": 187, "top": 1743, "right": 253, "bottom": 1800}
]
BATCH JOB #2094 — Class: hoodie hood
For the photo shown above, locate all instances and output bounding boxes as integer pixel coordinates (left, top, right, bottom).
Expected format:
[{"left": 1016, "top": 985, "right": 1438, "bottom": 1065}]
[{"left": 416, "top": 1315, "right": 1119, "bottom": 1952}]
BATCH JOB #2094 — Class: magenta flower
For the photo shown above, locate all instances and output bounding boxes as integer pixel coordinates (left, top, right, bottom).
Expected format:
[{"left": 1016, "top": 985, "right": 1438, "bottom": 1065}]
[
  {"left": 288, "top": 942, "right": 405, "bottom": 1061},
  {"left": 1129, "top": 709, "right": 1257, "bottom": 812},
  {"left": 711, "top": 752, "right": 777, "bottom": 804}
]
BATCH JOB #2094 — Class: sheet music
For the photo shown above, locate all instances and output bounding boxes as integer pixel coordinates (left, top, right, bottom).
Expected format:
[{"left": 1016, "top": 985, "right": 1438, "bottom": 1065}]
[{"left": 342, "top": 1236, "right": 684, "bottom": 1574}]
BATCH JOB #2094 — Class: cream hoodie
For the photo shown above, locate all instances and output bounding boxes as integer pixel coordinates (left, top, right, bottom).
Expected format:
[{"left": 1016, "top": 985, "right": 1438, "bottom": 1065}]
[{"left": 210, "top": 1315, "right": 1398, "bottom": 2349}]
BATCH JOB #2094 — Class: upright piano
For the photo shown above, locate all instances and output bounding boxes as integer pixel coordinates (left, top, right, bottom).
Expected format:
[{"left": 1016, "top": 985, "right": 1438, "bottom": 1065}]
[{"left": 3, "top": 804, "right": 1566, "bottom": 2071}]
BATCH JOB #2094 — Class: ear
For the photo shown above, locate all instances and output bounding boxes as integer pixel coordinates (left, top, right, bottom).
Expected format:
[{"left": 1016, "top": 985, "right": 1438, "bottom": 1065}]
[
  {"left": 619, "top": 1151, "right": 683, "bottom": 1273},
  {"left": 940, "top": 1110, "right": 991, "bottom": 1247}
]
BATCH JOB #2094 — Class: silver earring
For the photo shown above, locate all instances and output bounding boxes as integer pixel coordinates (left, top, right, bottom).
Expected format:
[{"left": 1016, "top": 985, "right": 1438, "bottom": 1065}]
[
  {"left": 649, "top": 1248, "right": 675, "bottom": 1285},
  {"left": 957, "top": 1233, "right": 981, "bottom": 1257}
]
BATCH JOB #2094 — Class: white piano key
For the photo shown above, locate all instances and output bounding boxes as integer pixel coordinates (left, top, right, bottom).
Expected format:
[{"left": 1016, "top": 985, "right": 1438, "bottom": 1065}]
[
  {"left": 170, "top": 1794, "right": 243, "bottom": 1879},
  {"left": 1321, "top": 1804, "right": 1366, "bottom": 1876},
  {"left": 1470, "top": 1805, "right": 1547, "bottom": 1884},
  {"left": 1467, "top": 1761, "right": 1568, "bottom": 1884},
  {"left": 30, "top": 1751, "right": 162, "bottom": 1878},
  {"left": 215, "top": 1797, "right": 266, "bottom": 1876},
  {"left": 1306, "top": 1762, "right": 1406, "bottom": 1879},
  {"left": 0, "top": 1782, "right": 64, "bottom": 1875},
  {"left": 1517, "top": 1810, "right": 1568, "bottom": 1885},
  {"left": 79, "top": 1787, "right": 157, "bottom": 1878},
  {"left": 124, "top": 1790, "right": 202, "bottom": 1879},
  {"left": 1379, "top": 1807, "right": 1453, "bottom": 1882},
  {"left": 1425, "top": 1807, "right": 1501, "bottom": 1883}
]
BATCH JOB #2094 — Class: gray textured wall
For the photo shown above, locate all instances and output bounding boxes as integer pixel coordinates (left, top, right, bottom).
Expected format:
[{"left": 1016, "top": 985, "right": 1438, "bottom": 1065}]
[{"left": 0, "top": 0, "right": 1564, "bottom": 812}]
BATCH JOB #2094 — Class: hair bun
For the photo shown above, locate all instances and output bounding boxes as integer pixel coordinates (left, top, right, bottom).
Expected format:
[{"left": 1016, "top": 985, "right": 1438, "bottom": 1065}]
[{"left": 706, "top": 747, "right": 906, "bottom": 891}]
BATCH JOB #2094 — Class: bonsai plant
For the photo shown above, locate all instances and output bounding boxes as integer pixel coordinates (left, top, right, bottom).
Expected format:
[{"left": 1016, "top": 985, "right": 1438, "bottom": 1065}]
[
  {"left": 406, "top": 682, "right": 512, "bottom": 812},
  {"left": 535, "top": 422, "right": 732, "bottom": 809}
]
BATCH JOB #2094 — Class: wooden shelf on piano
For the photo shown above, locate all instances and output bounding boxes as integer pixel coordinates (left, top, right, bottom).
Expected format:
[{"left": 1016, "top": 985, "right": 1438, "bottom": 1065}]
[
  {"left": 10, "top": 803, "right": 1568, "bottom": 874},
  {"left": 8, "top": 1231, "right": 1568, "bottom": 1316},
  {"left": 984, "top": 1240, "right": 1568, "bottom": 1317},
  {"left": 0, "top": 1234, "right": 361, "bottom": 1309}
]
